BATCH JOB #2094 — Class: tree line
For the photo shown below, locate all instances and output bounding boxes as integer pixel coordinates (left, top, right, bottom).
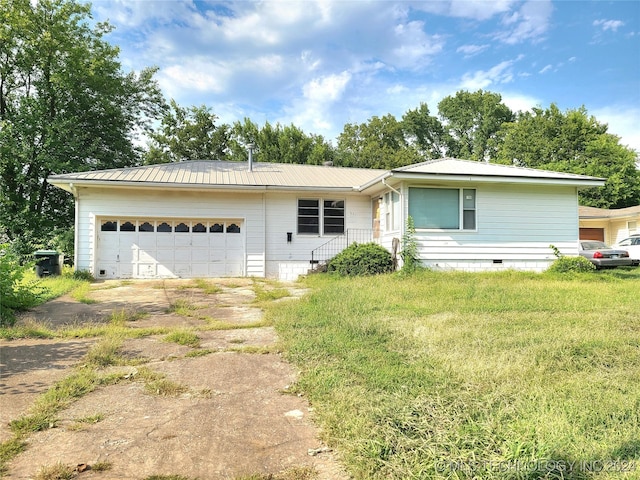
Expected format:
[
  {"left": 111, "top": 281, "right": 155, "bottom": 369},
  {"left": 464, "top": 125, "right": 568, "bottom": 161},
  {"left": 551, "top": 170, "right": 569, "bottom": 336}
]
[{"left": 1, "top": 0, "right": 639, "bottom": 256}]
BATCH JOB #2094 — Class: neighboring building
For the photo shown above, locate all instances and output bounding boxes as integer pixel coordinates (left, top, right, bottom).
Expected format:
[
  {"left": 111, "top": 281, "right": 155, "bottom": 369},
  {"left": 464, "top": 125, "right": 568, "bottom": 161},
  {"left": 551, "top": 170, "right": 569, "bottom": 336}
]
[
  {"left": 579, "top": 205, "right": 640, "bottom": 244},
  {"left": 48, "top": 158, "right": 605, "bottom": 281}
]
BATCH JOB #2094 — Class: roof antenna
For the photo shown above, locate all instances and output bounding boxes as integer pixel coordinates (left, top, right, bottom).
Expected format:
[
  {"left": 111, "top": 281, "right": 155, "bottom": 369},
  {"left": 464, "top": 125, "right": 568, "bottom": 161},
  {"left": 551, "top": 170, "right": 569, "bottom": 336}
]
[{"left": 247, "top": 143, "right": 255, "bottom": 172}]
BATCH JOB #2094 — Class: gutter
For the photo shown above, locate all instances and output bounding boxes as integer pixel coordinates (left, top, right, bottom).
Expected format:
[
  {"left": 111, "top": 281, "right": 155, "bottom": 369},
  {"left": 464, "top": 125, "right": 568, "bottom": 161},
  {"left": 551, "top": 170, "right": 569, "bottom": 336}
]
[{"left": 47, "top": 179, "right": 362, "bottom": 194}]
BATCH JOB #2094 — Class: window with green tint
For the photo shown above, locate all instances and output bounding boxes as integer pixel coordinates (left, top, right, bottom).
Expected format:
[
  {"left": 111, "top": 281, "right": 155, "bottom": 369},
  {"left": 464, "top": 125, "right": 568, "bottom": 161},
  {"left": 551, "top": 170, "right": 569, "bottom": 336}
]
[
  {"left": 409, "top": 188, "right": 459, "bottom": 229},
  {"left": 409, "top": 187, "right": 476, "bottom": 230}
]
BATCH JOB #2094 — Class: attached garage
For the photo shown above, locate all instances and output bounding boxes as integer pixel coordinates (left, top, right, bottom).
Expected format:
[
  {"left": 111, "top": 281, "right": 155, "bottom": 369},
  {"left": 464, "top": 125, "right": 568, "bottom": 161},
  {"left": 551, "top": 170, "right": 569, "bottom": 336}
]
[
  {"left": 578, "top": 227, "right": 604, "bottom": 242},
  {"left": 95, "top": 217, "right": 245, "bottom": 279}
]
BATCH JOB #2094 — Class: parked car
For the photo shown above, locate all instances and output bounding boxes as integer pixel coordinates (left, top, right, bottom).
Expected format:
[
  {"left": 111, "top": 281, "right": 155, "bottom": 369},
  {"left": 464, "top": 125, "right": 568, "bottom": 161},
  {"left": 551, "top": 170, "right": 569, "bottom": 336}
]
[
  {"left": 579, "top": 240, "right": 633, "bottom": 269},
  {"left": 613, "top": 234, "right": 640, "bottom": 266}
]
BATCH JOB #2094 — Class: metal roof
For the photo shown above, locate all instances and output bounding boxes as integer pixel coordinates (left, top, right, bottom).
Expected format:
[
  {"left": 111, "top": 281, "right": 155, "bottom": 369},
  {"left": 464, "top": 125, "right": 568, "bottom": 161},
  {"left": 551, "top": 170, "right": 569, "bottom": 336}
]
[
  {"left": 392, "top": 158, "right": 605, "bottom": 182},
  {"left": 47, "top": 161, "right": 388, "bottom": 191},
  {"left": 48, "top": 158, "right": 606, "bottom": 193}
]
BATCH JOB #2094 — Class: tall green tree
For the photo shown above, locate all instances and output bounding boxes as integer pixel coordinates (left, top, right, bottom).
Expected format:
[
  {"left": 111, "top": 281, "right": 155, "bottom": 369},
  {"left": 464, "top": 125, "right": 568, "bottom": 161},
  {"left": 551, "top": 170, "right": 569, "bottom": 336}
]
[
  {"left": 230, "top": 119, "right": 334, "bottom": 165},
  {"left": 401, "top": 103, "right": 451, "bottom": 159},
  {"left": 336, "top": 114, "right": 420, "bottom": 169},
  {"left": 145, "top": 100, "right": 229, "bottom": 163},
  {"left": 495, "top": 104, "right": 640, "bottom": 208},
  {"left": 0, "top": 0, "right": 165, "bottom": 250},
  {"left": 438, "top": 89, "right": 513, "bottom": 161}
]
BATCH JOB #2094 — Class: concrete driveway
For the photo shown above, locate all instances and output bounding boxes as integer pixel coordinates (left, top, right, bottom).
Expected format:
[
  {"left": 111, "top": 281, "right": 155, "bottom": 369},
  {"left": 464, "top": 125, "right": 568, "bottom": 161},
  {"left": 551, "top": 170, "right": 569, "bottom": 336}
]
[{"left": 0, "top": 278, "right": 347, "bottom": 479}]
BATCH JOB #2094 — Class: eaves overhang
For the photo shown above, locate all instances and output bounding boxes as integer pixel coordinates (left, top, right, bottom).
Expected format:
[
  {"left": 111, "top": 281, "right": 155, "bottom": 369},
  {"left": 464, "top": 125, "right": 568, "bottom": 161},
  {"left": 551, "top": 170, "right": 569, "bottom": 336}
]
[
  {"left": 379, "top": 171, "right": 606, "bottom": 187},
  {"left": 46, "top": 178, "right": 362, "bottom": 194}
]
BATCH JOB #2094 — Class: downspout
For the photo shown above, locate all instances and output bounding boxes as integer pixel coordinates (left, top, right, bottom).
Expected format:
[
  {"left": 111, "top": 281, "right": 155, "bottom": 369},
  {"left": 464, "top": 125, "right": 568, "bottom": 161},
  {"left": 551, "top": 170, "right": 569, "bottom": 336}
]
[
  {"left": 69, "top": 183, "right": 79, "bottom": 271},
  {"left": 381, "top": 177, "right": 405, "bottom": 264}
]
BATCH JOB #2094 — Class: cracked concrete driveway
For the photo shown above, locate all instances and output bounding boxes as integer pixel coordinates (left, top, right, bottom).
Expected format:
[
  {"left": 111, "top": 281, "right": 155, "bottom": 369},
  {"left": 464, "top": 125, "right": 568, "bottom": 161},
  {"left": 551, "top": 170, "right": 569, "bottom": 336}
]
[{"left": 0, "top": 279, "right": 348, "bottom": 480}]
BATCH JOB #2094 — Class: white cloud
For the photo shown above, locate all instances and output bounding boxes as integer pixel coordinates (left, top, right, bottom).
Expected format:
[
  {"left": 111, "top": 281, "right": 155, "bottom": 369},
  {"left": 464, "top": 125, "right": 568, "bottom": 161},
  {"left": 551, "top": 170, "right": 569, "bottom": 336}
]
[
  {"left": 539, "top": 64, "right": 553, "bottom": 74},
  {"left": 456, "top": 44, "right": 490, "bottom": 57},
  {"left": 500, "top": 93, "right": 541, "bottom": 114},
  {"left": 495, "top": 0, "right": 553, "bottom": 44},
  {"left": 593, "top": 19, "right": 625, "bottom": 32},
  {"left": 414, "top": 0, "right": 515, "bottom": 21},
  {"left": 284, "top": 72, "right": 352, "bottom": 133},
  {"left": 160, "top": 60, "right": 229, "bottom": 96},
  {"left": 591, "top": 106, "right": 640, "bottom": 153},
  {"left": 460, "top": 58, "right": 522, "bottom": 90},
  {"left": 303, "top": 72, "right": 351, "bottom": 103},
  {"left": 392, "top": 21, "right": 445, "bottom": 68}
]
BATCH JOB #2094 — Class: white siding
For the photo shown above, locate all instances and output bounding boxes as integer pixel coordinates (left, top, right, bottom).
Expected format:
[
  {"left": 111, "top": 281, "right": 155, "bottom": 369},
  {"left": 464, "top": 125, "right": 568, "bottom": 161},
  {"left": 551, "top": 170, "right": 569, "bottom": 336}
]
[
  {"left": 76, "top": 187, "right": 265, "bottom": 277},
  {"left": 379, "top": 183, "right": 581, "bottom": 272},
  {"left": 263, "top": 192, "right": 374, "bottom": 280}
]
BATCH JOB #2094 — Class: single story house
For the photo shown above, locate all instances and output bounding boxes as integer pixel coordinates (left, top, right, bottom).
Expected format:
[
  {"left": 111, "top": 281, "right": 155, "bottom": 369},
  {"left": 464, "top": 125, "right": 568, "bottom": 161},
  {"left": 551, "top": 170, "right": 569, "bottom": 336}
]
[
  {"left": 579, "top": 205, "right": 640, "bottom": 244},
  {"left": 48, "top": 158, "right": 605, "bottom": 281}
]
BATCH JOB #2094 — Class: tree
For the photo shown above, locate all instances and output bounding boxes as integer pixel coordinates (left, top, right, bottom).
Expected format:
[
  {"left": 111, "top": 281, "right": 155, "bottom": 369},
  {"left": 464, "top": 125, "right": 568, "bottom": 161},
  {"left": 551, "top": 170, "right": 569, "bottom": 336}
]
[
  {"left": 438, "top": 90, "right": 513, "bottom": 161},
  {"left": 230, "top": 119, "right": 334, "bottom": 165},
  {"left": 401, "top": 103, "right": 451, "bottom": 159},
  {"left": 495, "top": 104, "right": 640, "bottom": 208},
  {"left": 0, "top": 0, "right": 165, "bottom": 252},
  {"left": 336, "top": 114, "right": 421, "bottom": 169},
  {"left": 145, "top": 100, "right": 229, "bottom": 163}
]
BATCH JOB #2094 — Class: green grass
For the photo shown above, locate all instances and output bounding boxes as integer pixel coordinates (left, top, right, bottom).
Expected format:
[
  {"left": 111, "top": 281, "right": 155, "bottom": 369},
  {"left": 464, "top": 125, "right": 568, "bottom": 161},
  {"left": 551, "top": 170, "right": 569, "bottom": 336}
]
[
  {"left": 252, "top": 280, "right": 291, "bottom": 304},
  {"left": 193, "top": 278, "right": 222, "bottom": 294},
  {"left": 272, "top": 268, "right": 640, "bottom": 480},
  {"left": 166, "top": 298, "right": 201, "bottom": 315},
  {"left": 163, "top": 330, "right": 200, "bottom": 347}
]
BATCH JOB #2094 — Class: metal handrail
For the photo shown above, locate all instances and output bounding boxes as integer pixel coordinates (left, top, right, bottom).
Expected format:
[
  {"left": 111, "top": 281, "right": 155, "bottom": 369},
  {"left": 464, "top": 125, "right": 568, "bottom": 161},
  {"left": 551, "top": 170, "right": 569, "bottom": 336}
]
[{"left": 310, "top": 229, "right": 374, "bottom": 269}]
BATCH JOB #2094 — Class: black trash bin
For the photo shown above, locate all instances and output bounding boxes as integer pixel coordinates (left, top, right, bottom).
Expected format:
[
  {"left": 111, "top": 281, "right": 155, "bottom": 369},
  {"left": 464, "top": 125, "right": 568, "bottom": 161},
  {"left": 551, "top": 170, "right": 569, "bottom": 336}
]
[{"left": 34, "top": 250, "right": 62, "bottom": 277}]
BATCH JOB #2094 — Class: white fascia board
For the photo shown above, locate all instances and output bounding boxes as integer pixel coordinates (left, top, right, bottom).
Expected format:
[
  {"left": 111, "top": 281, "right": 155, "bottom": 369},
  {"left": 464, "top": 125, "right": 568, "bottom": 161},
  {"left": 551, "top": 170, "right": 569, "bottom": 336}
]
[
  {"left": 47, "top": 179, "right": 360, "bottom": 194},
  {"left": 388, "top": 172, "right": 606, "bottom": 187}
]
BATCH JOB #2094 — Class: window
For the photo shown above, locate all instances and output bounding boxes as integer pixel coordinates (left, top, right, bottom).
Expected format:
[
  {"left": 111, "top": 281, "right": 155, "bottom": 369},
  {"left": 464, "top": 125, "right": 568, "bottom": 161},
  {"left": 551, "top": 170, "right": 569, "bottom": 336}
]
[
  {"left": 193, "top": 223, "right": 206, "bottom": 233},
  {"left": 139, "top": 221, "right": 154, "bottom": 232},
  {"left": 175, "top": 222, "right": 189, "bottom": 232},
  {"left": 324, "top": 200, "right": 345, "bottom": 234},
  {"left": 384, "top": 192, "right": 401, "bottom": 232},
  {"left": 297, "top": 199, "right": 345, "bottom": 235},
  {"left": 227, "top": 223, "right": 241, "bottom": 233},
  {"left": 210, "top": 223, "right": 223, "bottom": 233},
  {"left": 101, "top": 221, "right": 117, "bottom": 232},
  {"left": 408, "top": 188, "right": 476, "bottom": 230},
  {"left": 157, "top": 222, "right": 172, "bottom": 232},
  {"left": 120, "top": 221, "right": 135, "bottom": 232},
  {"left": 298, "top": 199, "right": 320, "bottom": 234}
]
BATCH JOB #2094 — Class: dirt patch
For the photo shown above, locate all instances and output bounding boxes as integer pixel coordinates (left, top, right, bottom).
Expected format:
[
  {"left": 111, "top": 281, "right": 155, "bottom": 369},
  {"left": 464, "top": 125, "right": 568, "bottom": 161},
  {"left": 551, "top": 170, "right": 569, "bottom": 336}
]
[{"left": 1, "top": 279, "right": 347, "bottom": 479}]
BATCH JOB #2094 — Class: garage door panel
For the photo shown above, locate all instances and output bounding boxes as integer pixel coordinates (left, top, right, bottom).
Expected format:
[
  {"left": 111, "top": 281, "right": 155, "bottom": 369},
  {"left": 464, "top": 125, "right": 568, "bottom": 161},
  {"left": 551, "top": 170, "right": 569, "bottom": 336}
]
[
  {"left": 96, "top": 218, "right": 245, "bottom": 279},
  {"left": 192, "top": 236, "right": 209, "bottom": 247},
  {"left": 191, "top": 262, "right": 208, "bottom": 276},
  {"left": 175, "top": 235, "right": 191, "bottom": 247},
  {"left": 139, "top": 250, "right": 157, "bottom": 263},
  {"left": 138, "top": 235, "right": 156, "bottom": 248},
  {"left": 174, "top": 248, "right": 191, "bottom": 262},
  {"left": 157, "top": 234, "right": 174, "bottom": 247}
]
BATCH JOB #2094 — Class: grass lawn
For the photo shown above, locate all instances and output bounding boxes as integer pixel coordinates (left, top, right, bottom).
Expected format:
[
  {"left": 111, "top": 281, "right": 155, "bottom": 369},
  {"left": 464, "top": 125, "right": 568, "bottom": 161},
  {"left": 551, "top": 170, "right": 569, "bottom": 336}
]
[{"left": 271, "top": 268, "right": 640, "bottom": 480}]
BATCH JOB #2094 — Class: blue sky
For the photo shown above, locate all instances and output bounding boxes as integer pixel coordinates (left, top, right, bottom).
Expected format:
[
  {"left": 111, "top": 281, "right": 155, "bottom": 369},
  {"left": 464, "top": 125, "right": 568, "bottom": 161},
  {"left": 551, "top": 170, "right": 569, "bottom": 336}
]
[{"left": 90, "top": 0, "right": 640, "bottom": 152}]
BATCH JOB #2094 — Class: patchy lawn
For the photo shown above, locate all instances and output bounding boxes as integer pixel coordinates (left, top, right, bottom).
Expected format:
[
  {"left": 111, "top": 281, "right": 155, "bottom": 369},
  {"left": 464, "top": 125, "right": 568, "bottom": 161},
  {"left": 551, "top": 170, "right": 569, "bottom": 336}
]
[{"left": 273, "top": 268, "right": 640, "bottom": 479}]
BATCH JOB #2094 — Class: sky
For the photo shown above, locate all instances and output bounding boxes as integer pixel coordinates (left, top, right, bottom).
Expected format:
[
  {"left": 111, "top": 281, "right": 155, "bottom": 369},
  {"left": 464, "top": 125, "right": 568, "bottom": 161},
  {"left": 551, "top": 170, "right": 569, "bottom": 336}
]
[{"left": 89, "top": 0, "right": 640, "bottom": 152}]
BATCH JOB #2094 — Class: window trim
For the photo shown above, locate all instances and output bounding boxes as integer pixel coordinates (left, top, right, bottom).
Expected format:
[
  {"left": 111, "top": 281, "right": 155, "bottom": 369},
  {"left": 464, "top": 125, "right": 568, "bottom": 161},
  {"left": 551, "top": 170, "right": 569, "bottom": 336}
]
[
  {"left": 408, "top": 186, "right": 477, "bottom": 232},
  {"left": 297, "top": 198, "right": 346, "bottom": 236}
]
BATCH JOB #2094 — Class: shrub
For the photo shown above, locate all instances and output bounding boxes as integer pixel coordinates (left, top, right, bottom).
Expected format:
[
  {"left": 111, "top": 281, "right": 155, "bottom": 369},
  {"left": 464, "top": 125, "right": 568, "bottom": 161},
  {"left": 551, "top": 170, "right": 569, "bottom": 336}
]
[
  {"left": 547, "top": 255, "right": 596, "bottom": 273},
  {"left": 0, "top": 244, "right": 42, "bottom": 326},
  {"left": 400, "top": 216, "right": 420, "bottom": 273},
  {"left": 327, "top": 242, "right": 394, "bottom": 276}
]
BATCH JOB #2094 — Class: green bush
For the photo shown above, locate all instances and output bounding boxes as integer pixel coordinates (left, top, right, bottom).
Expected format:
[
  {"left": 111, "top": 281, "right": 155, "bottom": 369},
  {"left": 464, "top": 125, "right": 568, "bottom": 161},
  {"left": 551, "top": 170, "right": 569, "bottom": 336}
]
[
  {"left": 0, "top": 244, "right": 42, "bottom": 326},
  {"left": 547, "top": 255, "right": 596, "bottom": 273},
  {"left": 327, "top": 242, "right": 394, "bottom": 277}
]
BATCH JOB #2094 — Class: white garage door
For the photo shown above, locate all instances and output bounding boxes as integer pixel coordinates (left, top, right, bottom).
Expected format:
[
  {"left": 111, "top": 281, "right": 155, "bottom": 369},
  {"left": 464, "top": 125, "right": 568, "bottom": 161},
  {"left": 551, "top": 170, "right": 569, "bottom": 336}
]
[{"left": 96, "top": 218, "right": 245, "bottom": 279}]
